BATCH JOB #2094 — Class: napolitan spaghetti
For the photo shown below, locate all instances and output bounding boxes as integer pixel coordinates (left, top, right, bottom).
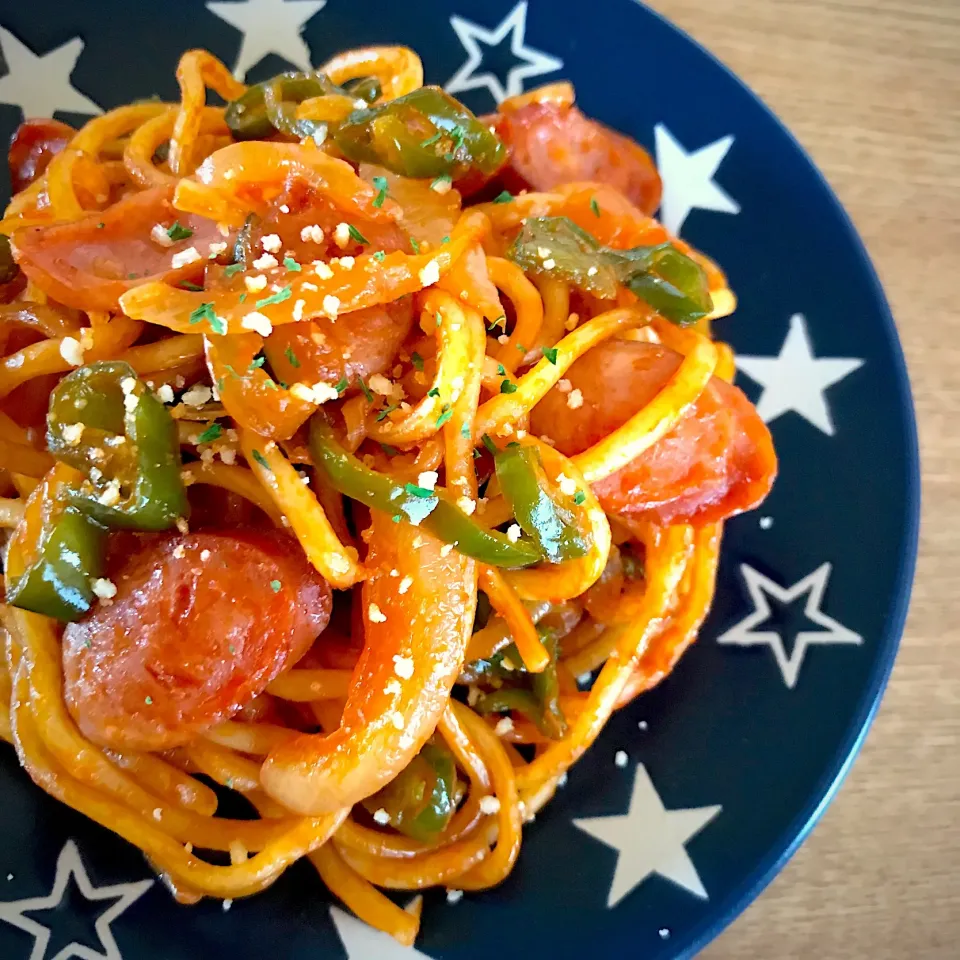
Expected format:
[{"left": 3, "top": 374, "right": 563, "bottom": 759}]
[{"left": 0, "top": 46, "right": 776, "bottom": 944}]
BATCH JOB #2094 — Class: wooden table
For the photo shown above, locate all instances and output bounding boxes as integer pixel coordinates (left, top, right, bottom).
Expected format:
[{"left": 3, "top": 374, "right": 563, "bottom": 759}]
[{"left": 642, "top": 1, "right": 959, "bottom": 956}]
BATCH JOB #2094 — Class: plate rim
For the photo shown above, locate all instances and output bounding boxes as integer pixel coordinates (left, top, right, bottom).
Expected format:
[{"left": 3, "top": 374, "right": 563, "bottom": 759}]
[{"left": 625, "top": 2, "right": 921, "bottom": 956}]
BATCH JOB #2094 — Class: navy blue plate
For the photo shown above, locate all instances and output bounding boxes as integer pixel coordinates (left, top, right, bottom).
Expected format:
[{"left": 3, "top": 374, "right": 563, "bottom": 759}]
[{"left": 0, "top": 2, "right": 919, "bottom": 958}]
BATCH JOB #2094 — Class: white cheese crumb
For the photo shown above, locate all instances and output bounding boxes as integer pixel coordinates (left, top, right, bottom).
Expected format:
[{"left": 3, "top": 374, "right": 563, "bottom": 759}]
[
  {"left": 302, "top": 281, "right": 319, "bottom": 292},
  {"left": 171, "top": 247, "right": 202, "bottom": 269},
  {"left": 338, "top": 255, "right": 355, "bottom": 270},
  {"left": 566, "top": 388, "right": 584, "bottom": 410},
  {"left": 384, "top": 677, "right": 402, "bottom": 696},
  {"left": 59, "top": 336, "right": 85, "bottom": 367},
  {"left": 244, "top": 274, "right": 268, "bottom": 293},
  {"left": 61, "top": 422, "right": 85, "bottom": 446},
  {"left": 431, "top": 178, "right": 452, "bottom": 195},
  {"left": 220, "top": 448, "right": 237, "bottom": 465},
  {"left": 92, "top": 577, "right": 117, "bottom": 600},
  {"left": 278, "top": 204, "right": 290, "bottom": 214},
  {"left": 614, "top": 750, "right": 629, "bottom": 768},
  {"left": 123, "top": 391, "right": 140, "bottom": 412},
  {"left": 333, "top": 222, "right": 351, "bottom": 248},
  {"left": 506, "top": 523, "right": 522, "bottom": 543},
  {"left": 440, "top": 543, "right": 454, "bottom": 557},
  {"left": 456, "top": 496, "right": 476, "bottom": 516},
  {"left": 760, "top": 516, "right": 774, "bottom": 530},
  {"left": 638, "top": 720, "right": 648, "bottom": 730},
  {"left": 312, "top": 381, "right": 341, "bottom": 404},
  {"left": 494, "top": 717, "right": 514, "bottom": 737},
  {"left": 157, "top": 384, "right": 175, "bottom": 404},
  {"left": 586, "top": 266, "right": 598, "bottom": 277},
  {"left": 289, "top": 382, "right": 315, "bottom": 403},
  {"left": 542, "top": 258, "right": 556, "bottom": 270},
  {"left": 222, "top": 900, "right": 232, "bottom": 912},
  {"left": 368, "top": 603, "right": 387, "bottom": 623},
  {"left": 200, "top": 549, "right": 211, "bottom": 561},
  {"left": 393, "top": 656, "right": 414, "bottom": 680},
  {"left": 322, "top": 294, "right": 340, "bottom": 319},
  {"left": 98, "top": 480, "right": 121, "bottom": 507},
  {"left": 479, "top": 796, "right": 501, "bottom": 815},
  {"left": 418, "top": 258, "right": 441, "bottom": 287},
  {"left": 252, "top": 253, "right": 278, "bottom": 270},
  {"left": 176, "top": 517, "right": 189, "bottom": 534},
  {"left": 372, "top": 808, "right": 391, "bottom": 825},
  {"left": 241, "top": 312, "right": 273, "bottom": 337},
  {"left": 292, "top": 299, "right": 306, "bottom": 322},
  {"left": 556, "top": 378, "right": 572, "bottom": 393},
  {"left": 182, "top": 384, "right": 213, "bottom": 407},
  {"left": 260, "top": 234, "right": 282, "bottom": 253},
  {"left": 417, "top": 471, "right": 438, "bottom": 491},
  {"left": 497, "top": 334, "right": 509, "bottom": 345},
  {"left": 368, "top": 373, "right": 393, "bottom": 397},
  {"left": 208, "top": 241, "right": 228, "bottom": 259},
  {"left": 391, "top": 712, "right": 405, "bottom": 731},
  {"left": 659, "top": 929, "right": 671, "bottom": 940},
  {"left": 446, "top": 889, "right": 464, "bottom": 904},
  {"left": 300, "top": 224, "right": 324, "bottom": 243},
  {"left": 556, "top": 473, "right": 577, "bottom": 496},
  {"left": 537, "top": 247, "right": 551, "bottom": 258},
  {"left": 172, "top": 544, "right": 186, "bottom": 560},
  {"left": 398, "top": 575, "right": 413, "bottom": 595},
  {"left": 150, "top": 223, "right": 175, "bottom": 247},
  {"left": 313, "top": 261, "right": 334, "bottom": 280},
  {"left": 153, "top": 807, "right": 162, "bottom": 821}
]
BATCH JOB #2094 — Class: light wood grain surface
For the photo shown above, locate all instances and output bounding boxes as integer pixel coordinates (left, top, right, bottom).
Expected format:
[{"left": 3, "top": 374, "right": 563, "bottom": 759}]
[{"left": 641, "top": 1, "right": 959, "bottom": 956}]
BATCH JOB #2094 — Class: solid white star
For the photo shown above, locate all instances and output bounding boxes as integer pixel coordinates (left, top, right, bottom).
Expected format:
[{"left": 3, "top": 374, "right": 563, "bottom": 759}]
[
  {"left": 0, "top": 27, "right": 101, "bottom": 118},
  {"left": 654, "top": 124, "right": 739, "bottom": 237},
  {"left": 207, "top": 0, "right": 326, "bottom": 80},
  {"left": 717, "top": 562, "right": 863, "bottom": 689},
  {"left": 0, "top": 840, "right": 152, "bottom": 960},
  {"left": 329, "top": 905, "right": 432, "bottom": 959},
  {"left": 736, "top": 313, "right": 864, "bottom": 436},
  {"left": 573, "top": 764, "right": 721, "bottom": 907},
  {"left": 446, "top": 1, "right": 563, "bottom": 104}
]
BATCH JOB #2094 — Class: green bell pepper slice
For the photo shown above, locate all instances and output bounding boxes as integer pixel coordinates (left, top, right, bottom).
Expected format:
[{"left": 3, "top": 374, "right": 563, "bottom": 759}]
[
  {"left": 508, "top": 216, "right": 713, "bottom": 326},
  {"left": 474, "top": 632, "right": 567, "bottom": 739},
  {"left": 308, "top": 415, "right": 541, "bottom": 568},
  {"left": 4, "top": 464, "right": 108, "bottom": 622},
  {"left": 362, "top": 741, "right": 458, "bottom": 841},
  {"left": 332, "top": 86, "right": 507, "bottom": 180},
  {"left": 494, "top": 443, "right": 590, "bottom": 563},
  {"left": 224, "top": 70, "right": 381, "bottom": 142},
  {"left": 47, "top": 361, "right": 189, "bottom": 531}
]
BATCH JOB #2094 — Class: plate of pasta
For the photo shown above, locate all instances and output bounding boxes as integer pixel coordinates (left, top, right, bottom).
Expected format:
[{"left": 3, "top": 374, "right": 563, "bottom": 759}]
[{"left": 0, "top": 2, "right": 918, "bottom": 959}]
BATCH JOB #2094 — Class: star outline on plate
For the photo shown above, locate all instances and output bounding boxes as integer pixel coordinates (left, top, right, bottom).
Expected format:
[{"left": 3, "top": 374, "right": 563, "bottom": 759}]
[
  {"left": 736, "top": 313, "right": 865, "bottom": 436},
  {"left": 717, "top": 562, "right": 863, "bottom": 689},
  {"left": 206, "top": 0, "right": 326, "bottom": 80},
  {"left": 0, "top": 26, "right": 101, "bottom": 118},
  {"left": 445, "top": 1, "right": 563, "bottom": 105},
  {"left": 573, "top": 764, "right": 721, "bottom": 907},
  {"left": 653, "top": 124, "right": 739, "bottom": 236},
  {"left": 0, "top": 839, "right": 153, "bottom": 960}
]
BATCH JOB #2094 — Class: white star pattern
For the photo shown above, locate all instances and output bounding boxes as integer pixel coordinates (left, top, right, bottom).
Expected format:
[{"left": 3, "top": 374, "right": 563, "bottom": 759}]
[
  {"left": 573, "top": 765, "right": 721, "bottom": 907},
  {"left": 717, "top": 563, "right": 863, "bottom": 689},
  {"left": 207, "top": 0, "right": 325, "bottom": 80},
  {"left": 736, "top": 313, "right": 864, "bottom": 436},
  {"left": 330, "top": 904, "right": 431, "bottom": 959},
  {"left": 0, "top": 840, "right": 152, "bottom": 960},
  {"left": 0, "top": 27, "right": 101, "bottom": 118},
  {"left": 654, "top": 124, "right": 739, "bottom": 237},
  {"left": 446, "top": 1, "right": 562, "bottom": 104}
]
